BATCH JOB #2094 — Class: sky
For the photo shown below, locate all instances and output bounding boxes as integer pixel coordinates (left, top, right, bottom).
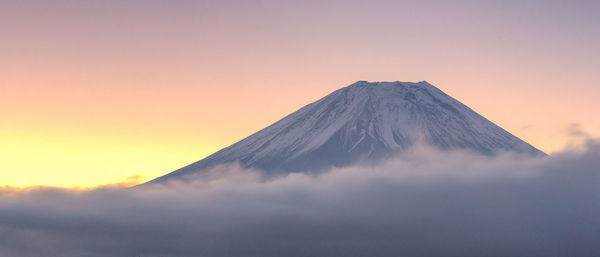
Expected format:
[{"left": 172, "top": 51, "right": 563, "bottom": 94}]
[{"left": 1, "top": 0, "right": 599, "bottom": 187}]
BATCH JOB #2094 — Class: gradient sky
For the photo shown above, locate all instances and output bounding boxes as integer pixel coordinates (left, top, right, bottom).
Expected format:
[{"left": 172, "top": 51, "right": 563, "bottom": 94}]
[{"left": 1, "top": 0, "right": 599, "bottom": 187}]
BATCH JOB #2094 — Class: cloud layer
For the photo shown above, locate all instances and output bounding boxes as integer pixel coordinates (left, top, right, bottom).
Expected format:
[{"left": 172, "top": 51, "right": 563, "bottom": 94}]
[{"left": 1, "top": 142, "right": 600, "bottom": 257}]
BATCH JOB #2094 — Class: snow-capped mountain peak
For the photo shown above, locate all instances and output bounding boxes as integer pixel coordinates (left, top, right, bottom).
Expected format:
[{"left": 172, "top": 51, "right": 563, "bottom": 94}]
[{"left": 150, "top": 81, "right": 544, "bottom": 183}]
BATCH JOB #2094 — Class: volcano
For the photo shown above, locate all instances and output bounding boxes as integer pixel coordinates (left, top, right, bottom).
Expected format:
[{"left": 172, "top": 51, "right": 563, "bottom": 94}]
[{"left": 150, "top": 81, "right": 544, "bottom": 183}]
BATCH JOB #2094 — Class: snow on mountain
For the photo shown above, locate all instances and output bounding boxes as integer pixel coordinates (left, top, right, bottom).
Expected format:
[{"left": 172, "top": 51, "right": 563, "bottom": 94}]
[{"left": 150, "top": 81, "right": 544, "bottom": 183}]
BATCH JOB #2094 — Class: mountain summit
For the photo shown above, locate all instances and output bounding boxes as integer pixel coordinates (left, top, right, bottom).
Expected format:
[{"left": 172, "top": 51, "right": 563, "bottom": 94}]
[{"left": 151, "top": 81, "right": 544, "bottom": 183}]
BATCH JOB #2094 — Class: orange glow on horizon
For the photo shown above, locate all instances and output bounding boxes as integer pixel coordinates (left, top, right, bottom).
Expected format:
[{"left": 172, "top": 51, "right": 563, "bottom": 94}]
[{"left": 1, "top": 1, "right": 598, "bottom": 187}]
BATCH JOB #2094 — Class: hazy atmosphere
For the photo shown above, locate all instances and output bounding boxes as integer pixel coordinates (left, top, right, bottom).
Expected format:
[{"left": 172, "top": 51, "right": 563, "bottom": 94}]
[
  {"left": 1, "top": 0, "right": 599, "bottom": 187},
  {"left": 1, "top": 1, "right": 599, "bottom": 256},
  {"left": 2, "top": 138, "right": 599, "bottom": 256}
]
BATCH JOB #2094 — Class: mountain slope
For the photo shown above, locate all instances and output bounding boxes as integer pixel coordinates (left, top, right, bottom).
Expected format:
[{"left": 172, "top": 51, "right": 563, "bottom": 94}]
[{"left": 150, "top": 81, "right": 544, "bottom": 183}]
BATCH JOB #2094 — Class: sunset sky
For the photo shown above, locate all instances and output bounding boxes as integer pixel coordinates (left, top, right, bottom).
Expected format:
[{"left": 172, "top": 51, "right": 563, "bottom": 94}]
[{"left": 1, "top": 0, "right": 599, "bottom": 187}]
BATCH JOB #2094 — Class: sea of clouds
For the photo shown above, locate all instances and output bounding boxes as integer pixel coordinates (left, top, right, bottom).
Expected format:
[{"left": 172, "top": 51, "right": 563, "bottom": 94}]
[{"left": 1, "top": 134, "right": 600, "bottom": 257}]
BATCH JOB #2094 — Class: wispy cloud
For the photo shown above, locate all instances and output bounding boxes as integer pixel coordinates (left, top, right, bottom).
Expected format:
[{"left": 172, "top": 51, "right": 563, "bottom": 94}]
[{"left": 1, "top": 141, "right": 600, "bottom": 257}]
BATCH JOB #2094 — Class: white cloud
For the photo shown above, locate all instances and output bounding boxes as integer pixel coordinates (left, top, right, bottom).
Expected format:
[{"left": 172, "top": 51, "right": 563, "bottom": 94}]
[{"left": 1, "top": 141, "right": 600, "bottom": 257}]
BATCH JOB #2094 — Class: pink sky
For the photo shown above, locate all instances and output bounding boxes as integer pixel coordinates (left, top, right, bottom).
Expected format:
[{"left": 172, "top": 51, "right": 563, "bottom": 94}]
[{"left": 1, "top": 0, "right": 599, "bottom": 187}]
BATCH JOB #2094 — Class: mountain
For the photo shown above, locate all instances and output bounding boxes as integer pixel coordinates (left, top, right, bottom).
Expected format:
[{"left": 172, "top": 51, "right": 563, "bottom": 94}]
[{"left": 150, "top": 81, "right": 544, "bottom": 183}]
